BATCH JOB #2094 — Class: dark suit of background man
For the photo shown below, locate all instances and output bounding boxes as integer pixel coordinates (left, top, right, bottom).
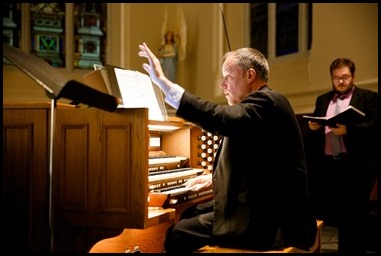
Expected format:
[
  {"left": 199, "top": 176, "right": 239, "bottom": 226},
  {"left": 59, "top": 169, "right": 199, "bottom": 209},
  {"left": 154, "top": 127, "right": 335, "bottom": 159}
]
[{"left": 307, "top": 58, "right": 378, "bottom": 254}]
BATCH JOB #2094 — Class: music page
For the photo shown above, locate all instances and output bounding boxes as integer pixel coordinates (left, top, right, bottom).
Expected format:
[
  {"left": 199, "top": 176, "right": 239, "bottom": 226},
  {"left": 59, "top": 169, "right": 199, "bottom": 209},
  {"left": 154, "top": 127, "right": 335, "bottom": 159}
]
[{"left": 114, "top": 68, "right": 167, "bottom": 121}]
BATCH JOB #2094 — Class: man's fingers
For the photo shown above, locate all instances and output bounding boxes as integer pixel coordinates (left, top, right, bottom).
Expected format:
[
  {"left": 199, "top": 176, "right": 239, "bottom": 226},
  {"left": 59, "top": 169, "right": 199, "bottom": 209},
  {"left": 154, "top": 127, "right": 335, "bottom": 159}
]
[{"left": 142, "top": 63, "right": 151, "bottom": 73}]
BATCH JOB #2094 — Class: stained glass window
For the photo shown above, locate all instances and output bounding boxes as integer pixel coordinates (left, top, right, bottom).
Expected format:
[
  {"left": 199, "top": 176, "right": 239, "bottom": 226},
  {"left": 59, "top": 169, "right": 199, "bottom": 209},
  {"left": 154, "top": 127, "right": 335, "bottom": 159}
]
[
  {"left": 74, "top": 3, "right": 107, "bottom": 69},
  {"left": 3, "top": 3, "right": 107, "bottom": 69},
  {"left": 250, "top": 3, "right": 312, "bottom": 59},
  {"left": 275, "top": 3, "right": 299, "bottom": 57},
  {"left": 3, "top": 3, "right": 21, "bottom": 64},
  {"left": 30, "top": 3, "right": 66, "bottom": 67},
  {"left": 250, "top": 3, "right": 268, "bottom": 58}
]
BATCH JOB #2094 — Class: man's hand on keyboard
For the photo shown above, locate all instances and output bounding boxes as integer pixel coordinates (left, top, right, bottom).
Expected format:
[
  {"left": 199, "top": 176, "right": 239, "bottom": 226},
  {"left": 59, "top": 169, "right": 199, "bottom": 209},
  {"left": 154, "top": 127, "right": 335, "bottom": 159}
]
[{"left": 184, "top": 173, "right": 212, "bottom": 191}]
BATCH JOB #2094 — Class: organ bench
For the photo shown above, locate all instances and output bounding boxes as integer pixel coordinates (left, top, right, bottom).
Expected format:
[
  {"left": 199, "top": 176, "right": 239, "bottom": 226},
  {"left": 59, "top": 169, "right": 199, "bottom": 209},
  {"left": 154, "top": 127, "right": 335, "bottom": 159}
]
[{"left": 195, "top": 220, "right": 324, "bottom": 253}]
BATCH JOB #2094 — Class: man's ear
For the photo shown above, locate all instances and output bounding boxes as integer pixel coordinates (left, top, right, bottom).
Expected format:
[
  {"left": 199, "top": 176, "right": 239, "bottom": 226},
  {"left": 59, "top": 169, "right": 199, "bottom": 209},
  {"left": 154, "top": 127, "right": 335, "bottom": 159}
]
[{"left": 247, "top": 69, "right": 256, "bottom": 82}]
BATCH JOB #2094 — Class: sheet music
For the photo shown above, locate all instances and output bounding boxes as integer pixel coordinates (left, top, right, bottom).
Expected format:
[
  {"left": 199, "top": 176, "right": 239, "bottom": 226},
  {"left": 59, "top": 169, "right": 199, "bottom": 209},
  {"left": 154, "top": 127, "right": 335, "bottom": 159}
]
[{"left": 114, "top": 68, "right": 167, "bottom": 121}]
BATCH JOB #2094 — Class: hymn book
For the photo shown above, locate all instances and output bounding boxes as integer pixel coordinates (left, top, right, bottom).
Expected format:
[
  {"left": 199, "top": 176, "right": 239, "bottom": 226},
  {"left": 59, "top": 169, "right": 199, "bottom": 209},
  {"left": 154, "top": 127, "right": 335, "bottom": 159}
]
[
  {"left": 302, "top": 105, "right": 365, "bottom": 127},
  {"left": 83, "top": 64, "right": 168, "bottom": 121}
]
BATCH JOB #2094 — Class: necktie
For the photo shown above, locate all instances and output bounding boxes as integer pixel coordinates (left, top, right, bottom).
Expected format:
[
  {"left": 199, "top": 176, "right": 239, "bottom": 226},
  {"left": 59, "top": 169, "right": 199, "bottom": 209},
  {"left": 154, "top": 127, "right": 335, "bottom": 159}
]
[{"left": 332, "top": 96, "right": 343, "bottom": 155}]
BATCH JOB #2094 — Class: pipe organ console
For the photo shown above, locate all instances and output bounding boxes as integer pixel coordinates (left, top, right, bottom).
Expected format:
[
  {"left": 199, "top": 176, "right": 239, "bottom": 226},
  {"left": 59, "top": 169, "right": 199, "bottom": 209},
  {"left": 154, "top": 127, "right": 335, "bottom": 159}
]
[
  {"left": 3, "top": 102, "right": 217, "bottom": 253},
  {"left": 147, "top": 131, "right": 220, "bottom": 208}
]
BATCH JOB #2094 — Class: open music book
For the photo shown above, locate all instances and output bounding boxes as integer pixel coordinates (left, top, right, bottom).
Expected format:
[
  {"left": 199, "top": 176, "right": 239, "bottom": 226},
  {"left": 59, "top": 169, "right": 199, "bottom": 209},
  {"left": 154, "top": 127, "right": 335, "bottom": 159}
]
[
  {"left": 83, "top": 64, "right": 168, "bottom": 121},
  {"left": 302, "top": 105, "right": 365, "bottom": 127}
]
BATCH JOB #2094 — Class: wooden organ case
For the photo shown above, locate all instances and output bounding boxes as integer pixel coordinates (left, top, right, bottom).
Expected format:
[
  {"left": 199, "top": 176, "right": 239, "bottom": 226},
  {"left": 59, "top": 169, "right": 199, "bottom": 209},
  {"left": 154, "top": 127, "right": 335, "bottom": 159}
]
[{"left": 3, "top": 102, "right": 215, "bottom": 253}]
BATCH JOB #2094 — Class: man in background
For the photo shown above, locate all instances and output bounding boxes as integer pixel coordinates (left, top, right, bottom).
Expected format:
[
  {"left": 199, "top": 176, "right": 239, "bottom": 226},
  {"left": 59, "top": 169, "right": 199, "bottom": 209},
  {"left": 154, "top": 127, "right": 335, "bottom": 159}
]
[{"left": 307, "top": 58, "right": 378, "bottom": 254}]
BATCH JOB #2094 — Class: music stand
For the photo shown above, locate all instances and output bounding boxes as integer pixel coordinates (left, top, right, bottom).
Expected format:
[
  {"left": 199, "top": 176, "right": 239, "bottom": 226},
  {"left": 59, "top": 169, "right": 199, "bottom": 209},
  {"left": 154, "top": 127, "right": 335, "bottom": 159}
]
[{"left": 3, "top": 44, "right": 119, "bottom": 252}]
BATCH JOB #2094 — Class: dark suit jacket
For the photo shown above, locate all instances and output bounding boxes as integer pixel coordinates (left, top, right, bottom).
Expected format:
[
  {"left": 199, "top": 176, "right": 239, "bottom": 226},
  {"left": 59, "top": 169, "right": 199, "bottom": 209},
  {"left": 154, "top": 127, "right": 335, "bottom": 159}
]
[
  {"left": 311, "top": 86, "right": 378, "bottom": 156},
  {"left": 176, "top": 86, "right": 317, "bottom": 251},
  {"left": 310, "top": 86, "right": 379, "bottom": 194}
]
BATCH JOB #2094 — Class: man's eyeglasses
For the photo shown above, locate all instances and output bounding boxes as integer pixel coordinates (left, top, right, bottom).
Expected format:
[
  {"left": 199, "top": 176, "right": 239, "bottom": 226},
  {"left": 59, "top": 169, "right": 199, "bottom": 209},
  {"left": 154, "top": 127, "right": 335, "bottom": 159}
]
[{"left": 332, "top": 75, "right": 352, "bottom": 82}]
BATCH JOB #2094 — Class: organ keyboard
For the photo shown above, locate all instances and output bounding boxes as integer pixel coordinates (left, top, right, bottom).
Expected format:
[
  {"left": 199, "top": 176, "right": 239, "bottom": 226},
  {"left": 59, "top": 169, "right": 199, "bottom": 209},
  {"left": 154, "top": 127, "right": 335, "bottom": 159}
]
[
  {"left": 149, "top": 184, "right": 214, "bottom": 208},
  {"left": 148, "top": 151, "right": 188, "bottom": 171},
  {"left": 148, "top": 155, "right": 188, "bottom": 166},
  {"left": 147, "top": 152, "right": 212, "bottom": 208},
  {"left": 148, "top": 167, "right": 202, "bottom": 183}
]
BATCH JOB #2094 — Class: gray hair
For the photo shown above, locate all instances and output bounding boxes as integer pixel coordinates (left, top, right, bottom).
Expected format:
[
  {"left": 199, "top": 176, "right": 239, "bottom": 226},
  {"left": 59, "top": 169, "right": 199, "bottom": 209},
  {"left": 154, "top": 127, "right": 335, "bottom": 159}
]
[{"left": 222, "top": 48, "right": 269, "bottom": 82}]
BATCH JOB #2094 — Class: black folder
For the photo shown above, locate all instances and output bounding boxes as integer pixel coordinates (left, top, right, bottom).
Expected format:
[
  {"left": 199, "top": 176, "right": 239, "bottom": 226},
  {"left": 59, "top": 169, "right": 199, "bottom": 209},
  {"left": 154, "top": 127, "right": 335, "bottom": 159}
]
[
  {"left": 3, "top": 43, "right": 119, "bottom": 112},
  {"left": 302, "top": 105, "right": 366, "bottom": 127}
]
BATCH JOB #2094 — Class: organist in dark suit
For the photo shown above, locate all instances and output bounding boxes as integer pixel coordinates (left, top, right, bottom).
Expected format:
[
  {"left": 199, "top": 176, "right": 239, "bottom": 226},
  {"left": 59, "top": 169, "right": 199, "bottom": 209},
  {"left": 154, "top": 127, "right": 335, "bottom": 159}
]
[
  {"left": 138, "top": 43, "right": 317, "bottom": 253},
  {"left": 307, "top": 58, "right": 378, "bottom": 254}
]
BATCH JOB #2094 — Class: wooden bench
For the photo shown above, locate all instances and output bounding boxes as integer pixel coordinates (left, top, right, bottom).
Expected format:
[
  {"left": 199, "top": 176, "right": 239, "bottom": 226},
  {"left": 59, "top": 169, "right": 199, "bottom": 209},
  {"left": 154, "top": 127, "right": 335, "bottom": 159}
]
[{"left": 195, "top": 220, "right": 323, "bottom": 253}]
